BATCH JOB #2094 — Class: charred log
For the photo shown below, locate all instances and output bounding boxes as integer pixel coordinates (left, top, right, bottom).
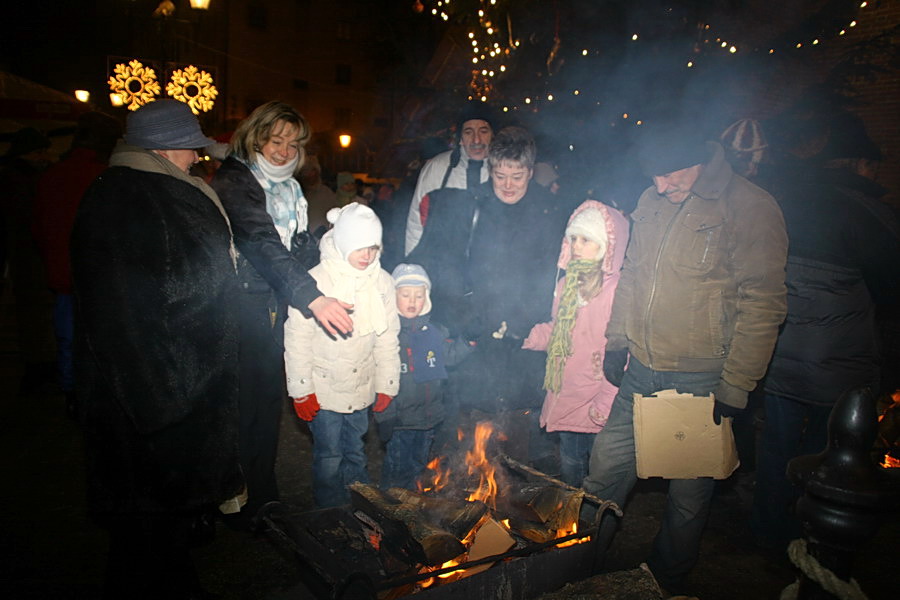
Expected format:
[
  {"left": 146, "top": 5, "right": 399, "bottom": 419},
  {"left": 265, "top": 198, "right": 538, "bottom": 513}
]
[{"left": 349, "top": 483, "right": 466, "bottom": 566}]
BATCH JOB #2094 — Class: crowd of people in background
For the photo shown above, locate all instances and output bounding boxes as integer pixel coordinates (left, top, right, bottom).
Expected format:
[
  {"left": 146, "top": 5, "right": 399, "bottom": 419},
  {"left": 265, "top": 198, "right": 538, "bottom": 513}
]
[{"left": 1, "top": 92, "right": 898, "bottom": 599}]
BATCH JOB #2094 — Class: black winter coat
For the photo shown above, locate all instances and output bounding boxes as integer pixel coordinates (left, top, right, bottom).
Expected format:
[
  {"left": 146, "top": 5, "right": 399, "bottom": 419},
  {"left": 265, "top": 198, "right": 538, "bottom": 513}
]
[
  {"left": 211, "top": 156, "right": 320, "bottom": 314},
  {"left": 765, "top": 168, "right": 900, "bottom": 405},
  {"left": 72, "top": 166, "right": 243, "bottom": 517},
  {"left": 407, "top": 181, "right": 568, "bottom": 410}
]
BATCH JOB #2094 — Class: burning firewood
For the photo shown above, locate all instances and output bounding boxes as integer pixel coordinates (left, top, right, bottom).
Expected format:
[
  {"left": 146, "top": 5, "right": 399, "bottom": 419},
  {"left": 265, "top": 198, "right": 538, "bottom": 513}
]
[
  {"left": 386, "top": 487, "right": 491, "bottom": 542},
  {"left": 349, "top": 483, "right": 466, "bottom": 566}
]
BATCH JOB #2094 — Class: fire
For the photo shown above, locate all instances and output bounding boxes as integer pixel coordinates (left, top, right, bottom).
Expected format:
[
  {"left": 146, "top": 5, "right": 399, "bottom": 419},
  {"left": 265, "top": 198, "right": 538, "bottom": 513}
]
[
  {"left": 466, "top": 421, "right": 499, "bottom": 509},
  {"left": 555, "top": 520, "right": 591, "bottom": 548},
  {"left": 881, "top": 454, "right": 900, "bottom": 468},
  {"left": 878, "top": 390, "right": 900, "bottom": 422},
  {"left": 418, "top": 456, "right": 452, "bottom": 493},
  {"left": 419, "top": 557, "right": 466, "bottom": 588}
]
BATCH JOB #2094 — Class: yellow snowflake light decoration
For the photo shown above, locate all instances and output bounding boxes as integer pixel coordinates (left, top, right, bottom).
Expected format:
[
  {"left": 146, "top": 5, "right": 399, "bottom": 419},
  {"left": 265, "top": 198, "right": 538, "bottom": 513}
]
[
  {"left": 108, "top": 59, "right": 161, "bottom": 111},
  {"left": 166, "top": 65, "right": 218, "bottom": 115}
]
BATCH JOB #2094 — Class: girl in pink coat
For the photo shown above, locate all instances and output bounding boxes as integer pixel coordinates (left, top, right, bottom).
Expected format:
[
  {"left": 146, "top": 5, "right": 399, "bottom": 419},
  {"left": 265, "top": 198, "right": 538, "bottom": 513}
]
[{"left": 522, "top": 200, "right": 629, "bottom": 486}]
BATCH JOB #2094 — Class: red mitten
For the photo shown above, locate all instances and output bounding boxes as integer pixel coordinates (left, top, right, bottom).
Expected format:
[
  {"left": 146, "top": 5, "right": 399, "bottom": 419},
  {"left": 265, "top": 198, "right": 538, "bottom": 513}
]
[
  {"left": 373, "top": 393, "right": 393, "bottom": 413},
  {"left": 292, "top": 394, "right": 320, "bottom": 421}
]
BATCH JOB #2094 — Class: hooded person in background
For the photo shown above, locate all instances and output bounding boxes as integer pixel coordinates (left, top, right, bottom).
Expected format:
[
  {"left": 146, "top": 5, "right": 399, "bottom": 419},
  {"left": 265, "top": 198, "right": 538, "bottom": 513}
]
[
  {"left": 71, "top": 99, "right": 244, "bottom": 599},
  {"left": 32, "top": 112, "right": 121, "bottom": 419},
  {"left": 403, "top": 102, "right": 495, "bottom": 255},
  {"left": 336, "top": 171, "right": 362, "bottom": 206},
  {"left": 585, "top": 119, "right": 787, "bottom": 594},
  {"left": 299, "top": 155, "right": 337, "bottom": 235},
  {"left": 751, "top": 112, "right": 900, "bottom": 552},
  {"left": 0, "top": 126, "right": 53, "bottom": 387}
]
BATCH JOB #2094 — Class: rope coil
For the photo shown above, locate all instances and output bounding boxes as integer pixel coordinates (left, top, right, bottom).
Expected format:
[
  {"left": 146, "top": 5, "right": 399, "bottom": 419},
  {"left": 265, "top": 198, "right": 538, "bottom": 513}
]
[{"left": 779, "top": 539, "right": 869, "bottom": 600}]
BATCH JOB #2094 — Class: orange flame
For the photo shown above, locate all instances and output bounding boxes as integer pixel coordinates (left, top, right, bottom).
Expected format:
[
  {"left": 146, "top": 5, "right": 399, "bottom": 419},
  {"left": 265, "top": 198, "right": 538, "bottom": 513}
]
[
  {"left": 466, "top": 422, "right": 498, "bottom": 509},
  {"left": 418, "top": 456, "right": 452, "bottom": 493},
  {"left": 881, "top": 454, "right": 900, "bottom": 468},
  {"left": 419, "top": 557, "right": 466, "bottom": 588},
  {"left": 555, "top": 520, "right": 591, "bottom": 547}
]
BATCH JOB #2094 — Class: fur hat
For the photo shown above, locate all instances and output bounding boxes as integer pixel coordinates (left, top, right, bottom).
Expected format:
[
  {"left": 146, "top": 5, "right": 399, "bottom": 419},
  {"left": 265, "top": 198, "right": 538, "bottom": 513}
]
[
  {"left": 327, "top": 202, "right": 382, "bottom": 260},
  {"left": 637, "top": 122, "right": 709, "bottom": 177},
  {"left": 565, "top": 207, "right": 609, "bottom": 261},
  {"left": 391, "top": 263, "right": 432, "bottom": 315},
  {"left": 458, "top": 102, "right": 497, "bottom": 136},
  {"left": 124, "top": 100, "right": 215, "bottom": 150}
]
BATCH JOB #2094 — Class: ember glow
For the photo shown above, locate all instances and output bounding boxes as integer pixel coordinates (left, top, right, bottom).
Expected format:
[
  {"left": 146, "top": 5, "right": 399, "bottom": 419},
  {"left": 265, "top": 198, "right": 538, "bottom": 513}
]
[{"left": 466, "top": 421, "right": 499, "bottom": 509}]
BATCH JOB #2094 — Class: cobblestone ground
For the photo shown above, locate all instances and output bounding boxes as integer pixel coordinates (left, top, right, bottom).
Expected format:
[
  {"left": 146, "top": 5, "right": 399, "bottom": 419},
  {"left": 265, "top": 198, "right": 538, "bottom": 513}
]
[{"left": 1, "top": 284, "right": 896, "bottom": 600}]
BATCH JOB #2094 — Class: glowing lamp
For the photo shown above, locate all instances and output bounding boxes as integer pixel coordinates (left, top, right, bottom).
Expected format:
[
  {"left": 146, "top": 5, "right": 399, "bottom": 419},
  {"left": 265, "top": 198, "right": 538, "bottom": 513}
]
[
  {"left": 74, "top": 90, "right": 90, "bottom": 103},
  {"left": 109, "top": 93, "right": 124, "bottom": 107},
  {"left": 338, "top": 134, "right": 352, "bottom": 148},
  {"left": 189, "top": 0, "right": 211, "bottom": 9}
]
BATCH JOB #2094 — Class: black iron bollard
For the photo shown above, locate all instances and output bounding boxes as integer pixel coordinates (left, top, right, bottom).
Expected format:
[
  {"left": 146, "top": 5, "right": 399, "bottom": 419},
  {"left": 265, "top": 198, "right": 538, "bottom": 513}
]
[{"left": 787, "top": 387, "right": 900, "bottom": 599}]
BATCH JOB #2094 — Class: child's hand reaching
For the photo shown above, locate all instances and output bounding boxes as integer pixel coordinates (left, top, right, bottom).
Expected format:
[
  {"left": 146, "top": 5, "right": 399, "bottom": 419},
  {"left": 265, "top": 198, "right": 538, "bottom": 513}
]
[
  {"left": 292, "top": 394, "right": 320, "bottom": 421},
  {"left": 373, "top": 393, "right": 393, "bottom": 412}
]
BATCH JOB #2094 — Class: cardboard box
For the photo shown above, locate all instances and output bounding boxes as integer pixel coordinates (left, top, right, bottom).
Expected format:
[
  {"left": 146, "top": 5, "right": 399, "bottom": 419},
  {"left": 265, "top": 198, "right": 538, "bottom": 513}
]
[{"left": 633, "top": 389, "right": 740, "bottom": 479}]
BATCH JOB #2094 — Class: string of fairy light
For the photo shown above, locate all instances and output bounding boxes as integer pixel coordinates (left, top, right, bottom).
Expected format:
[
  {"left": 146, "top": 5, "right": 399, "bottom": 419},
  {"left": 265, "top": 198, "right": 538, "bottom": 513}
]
[
  {"left": 430, "top": 0, "right": 516, "bottom": 101},
  {"left": 426, "top": 0, "right": 875, "bottom": 127}
]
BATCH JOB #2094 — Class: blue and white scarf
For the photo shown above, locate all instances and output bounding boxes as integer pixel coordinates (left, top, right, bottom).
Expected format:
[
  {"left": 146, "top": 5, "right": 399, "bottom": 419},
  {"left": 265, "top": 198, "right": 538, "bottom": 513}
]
[{"left": 243, "top": 153, "right": 308, "bottom": 248}]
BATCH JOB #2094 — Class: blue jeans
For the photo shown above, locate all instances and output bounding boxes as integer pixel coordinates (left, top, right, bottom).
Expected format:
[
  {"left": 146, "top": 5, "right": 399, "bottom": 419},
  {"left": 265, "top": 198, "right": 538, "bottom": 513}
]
[
  {"left": 381, "top": 429, "right": 435, "bottom": 490},
  {"left": 751, "top": 393, "right": 831, "bottom": 549},
  {"left": 309, "top": 409, "right": 370, "bottom": 508},
  {"left": 53, "top": 293, "right": 74, "bottom": 392},
  {"left": 583, "top": 357, "right": 719, "bottom": 589},
  {"left": 559, "top": 431, "right": 595, "bottom": 487}
]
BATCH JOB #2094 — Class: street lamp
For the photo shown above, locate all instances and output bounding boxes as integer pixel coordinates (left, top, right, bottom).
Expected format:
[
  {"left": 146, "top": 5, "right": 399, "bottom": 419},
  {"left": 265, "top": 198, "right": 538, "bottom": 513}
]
[
  {"left": 338, "top": 134, "right": 352, "bottom": 148},
  {"left": 189, "top": 0, "right": 211, "bottom": 9},
  {"left": 74, "top": 90, "right": 90, "bottom": 103}
]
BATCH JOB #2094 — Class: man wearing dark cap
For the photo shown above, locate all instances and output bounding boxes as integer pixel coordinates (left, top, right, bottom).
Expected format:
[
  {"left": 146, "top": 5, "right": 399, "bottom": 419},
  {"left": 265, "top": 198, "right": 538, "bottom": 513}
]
[
  {"left": 72, "top": 100, "right": 244, "bottom": 599},
  {"left": 585, "top": 121, "right": 788, "bottom": 593},
  {"left": 751, "top": 112, "right": 900, "bottom": 552},
  {"left": 404, "top": 102, "right": 495, "bottom": 254}
]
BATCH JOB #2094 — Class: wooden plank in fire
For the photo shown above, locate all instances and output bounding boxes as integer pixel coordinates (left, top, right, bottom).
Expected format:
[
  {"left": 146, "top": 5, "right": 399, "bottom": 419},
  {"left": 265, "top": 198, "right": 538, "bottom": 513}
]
[{"left": 349, "top": 482, "right": 466, "bottom": 567}]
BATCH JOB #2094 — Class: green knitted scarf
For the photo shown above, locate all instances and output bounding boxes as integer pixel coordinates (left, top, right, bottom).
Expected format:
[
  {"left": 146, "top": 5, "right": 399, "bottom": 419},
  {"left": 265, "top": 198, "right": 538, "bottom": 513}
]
[{"left": 544, "top": 259, "right": 599, "bottom": 394}]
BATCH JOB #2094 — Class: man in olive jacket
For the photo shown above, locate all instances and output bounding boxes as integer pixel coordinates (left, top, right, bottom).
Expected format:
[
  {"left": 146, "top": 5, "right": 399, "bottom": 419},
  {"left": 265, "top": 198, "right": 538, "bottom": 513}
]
[{"left": 584, "top": 122, "right": 787, "bottom": 593}]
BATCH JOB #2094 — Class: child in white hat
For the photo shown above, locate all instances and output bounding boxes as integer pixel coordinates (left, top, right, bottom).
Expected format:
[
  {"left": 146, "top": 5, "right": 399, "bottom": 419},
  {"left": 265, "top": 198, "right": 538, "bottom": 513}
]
[
  {"left": 375, "top": 263, "right": 474, "bottom": 490},
  {"left": 522, "top": 200, "right": 630, "bottom": 486},
  {"left": 283, "top": 202, "right": 400, "bottom": 507}
]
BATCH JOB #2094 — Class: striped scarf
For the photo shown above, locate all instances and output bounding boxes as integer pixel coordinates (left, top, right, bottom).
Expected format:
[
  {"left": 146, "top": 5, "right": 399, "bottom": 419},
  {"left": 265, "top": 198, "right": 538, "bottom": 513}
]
[{"left": 543, "top": 259, "right": 598, "bottom": 394}]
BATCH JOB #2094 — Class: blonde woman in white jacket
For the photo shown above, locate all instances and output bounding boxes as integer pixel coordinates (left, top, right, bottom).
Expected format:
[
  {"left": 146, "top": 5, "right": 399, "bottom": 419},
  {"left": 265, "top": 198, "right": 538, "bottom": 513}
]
[{"left": 284, "top": 203, "right": 400, "bottom": 507}]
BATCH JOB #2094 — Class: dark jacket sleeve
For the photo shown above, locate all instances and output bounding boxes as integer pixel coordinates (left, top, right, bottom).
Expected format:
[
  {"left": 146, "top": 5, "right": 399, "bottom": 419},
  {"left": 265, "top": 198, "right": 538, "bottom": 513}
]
[{"left": 211, "top": 157, "right": 321, "bottom": 315}]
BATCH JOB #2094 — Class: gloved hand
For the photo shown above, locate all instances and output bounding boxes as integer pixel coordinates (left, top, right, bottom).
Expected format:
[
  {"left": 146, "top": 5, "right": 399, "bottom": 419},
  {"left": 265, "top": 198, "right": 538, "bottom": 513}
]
[
  {"left": 292, "top": 394, "right": 320, "bottom": 421},
  {"left": 712, "top": 379, "right": 747, "bottom": 425},
  {"left": 373, "top": 393, "right": 393, "bottom": 413},
  {"left": 602, "top": 348, "right": 629, "bottom": 387}
]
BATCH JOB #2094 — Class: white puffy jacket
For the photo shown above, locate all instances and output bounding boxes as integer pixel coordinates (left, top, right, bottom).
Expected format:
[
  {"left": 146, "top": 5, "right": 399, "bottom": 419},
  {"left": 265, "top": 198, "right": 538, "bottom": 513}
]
[{"left": 284, "top": 241, "right": 400, "bottom": 413}]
